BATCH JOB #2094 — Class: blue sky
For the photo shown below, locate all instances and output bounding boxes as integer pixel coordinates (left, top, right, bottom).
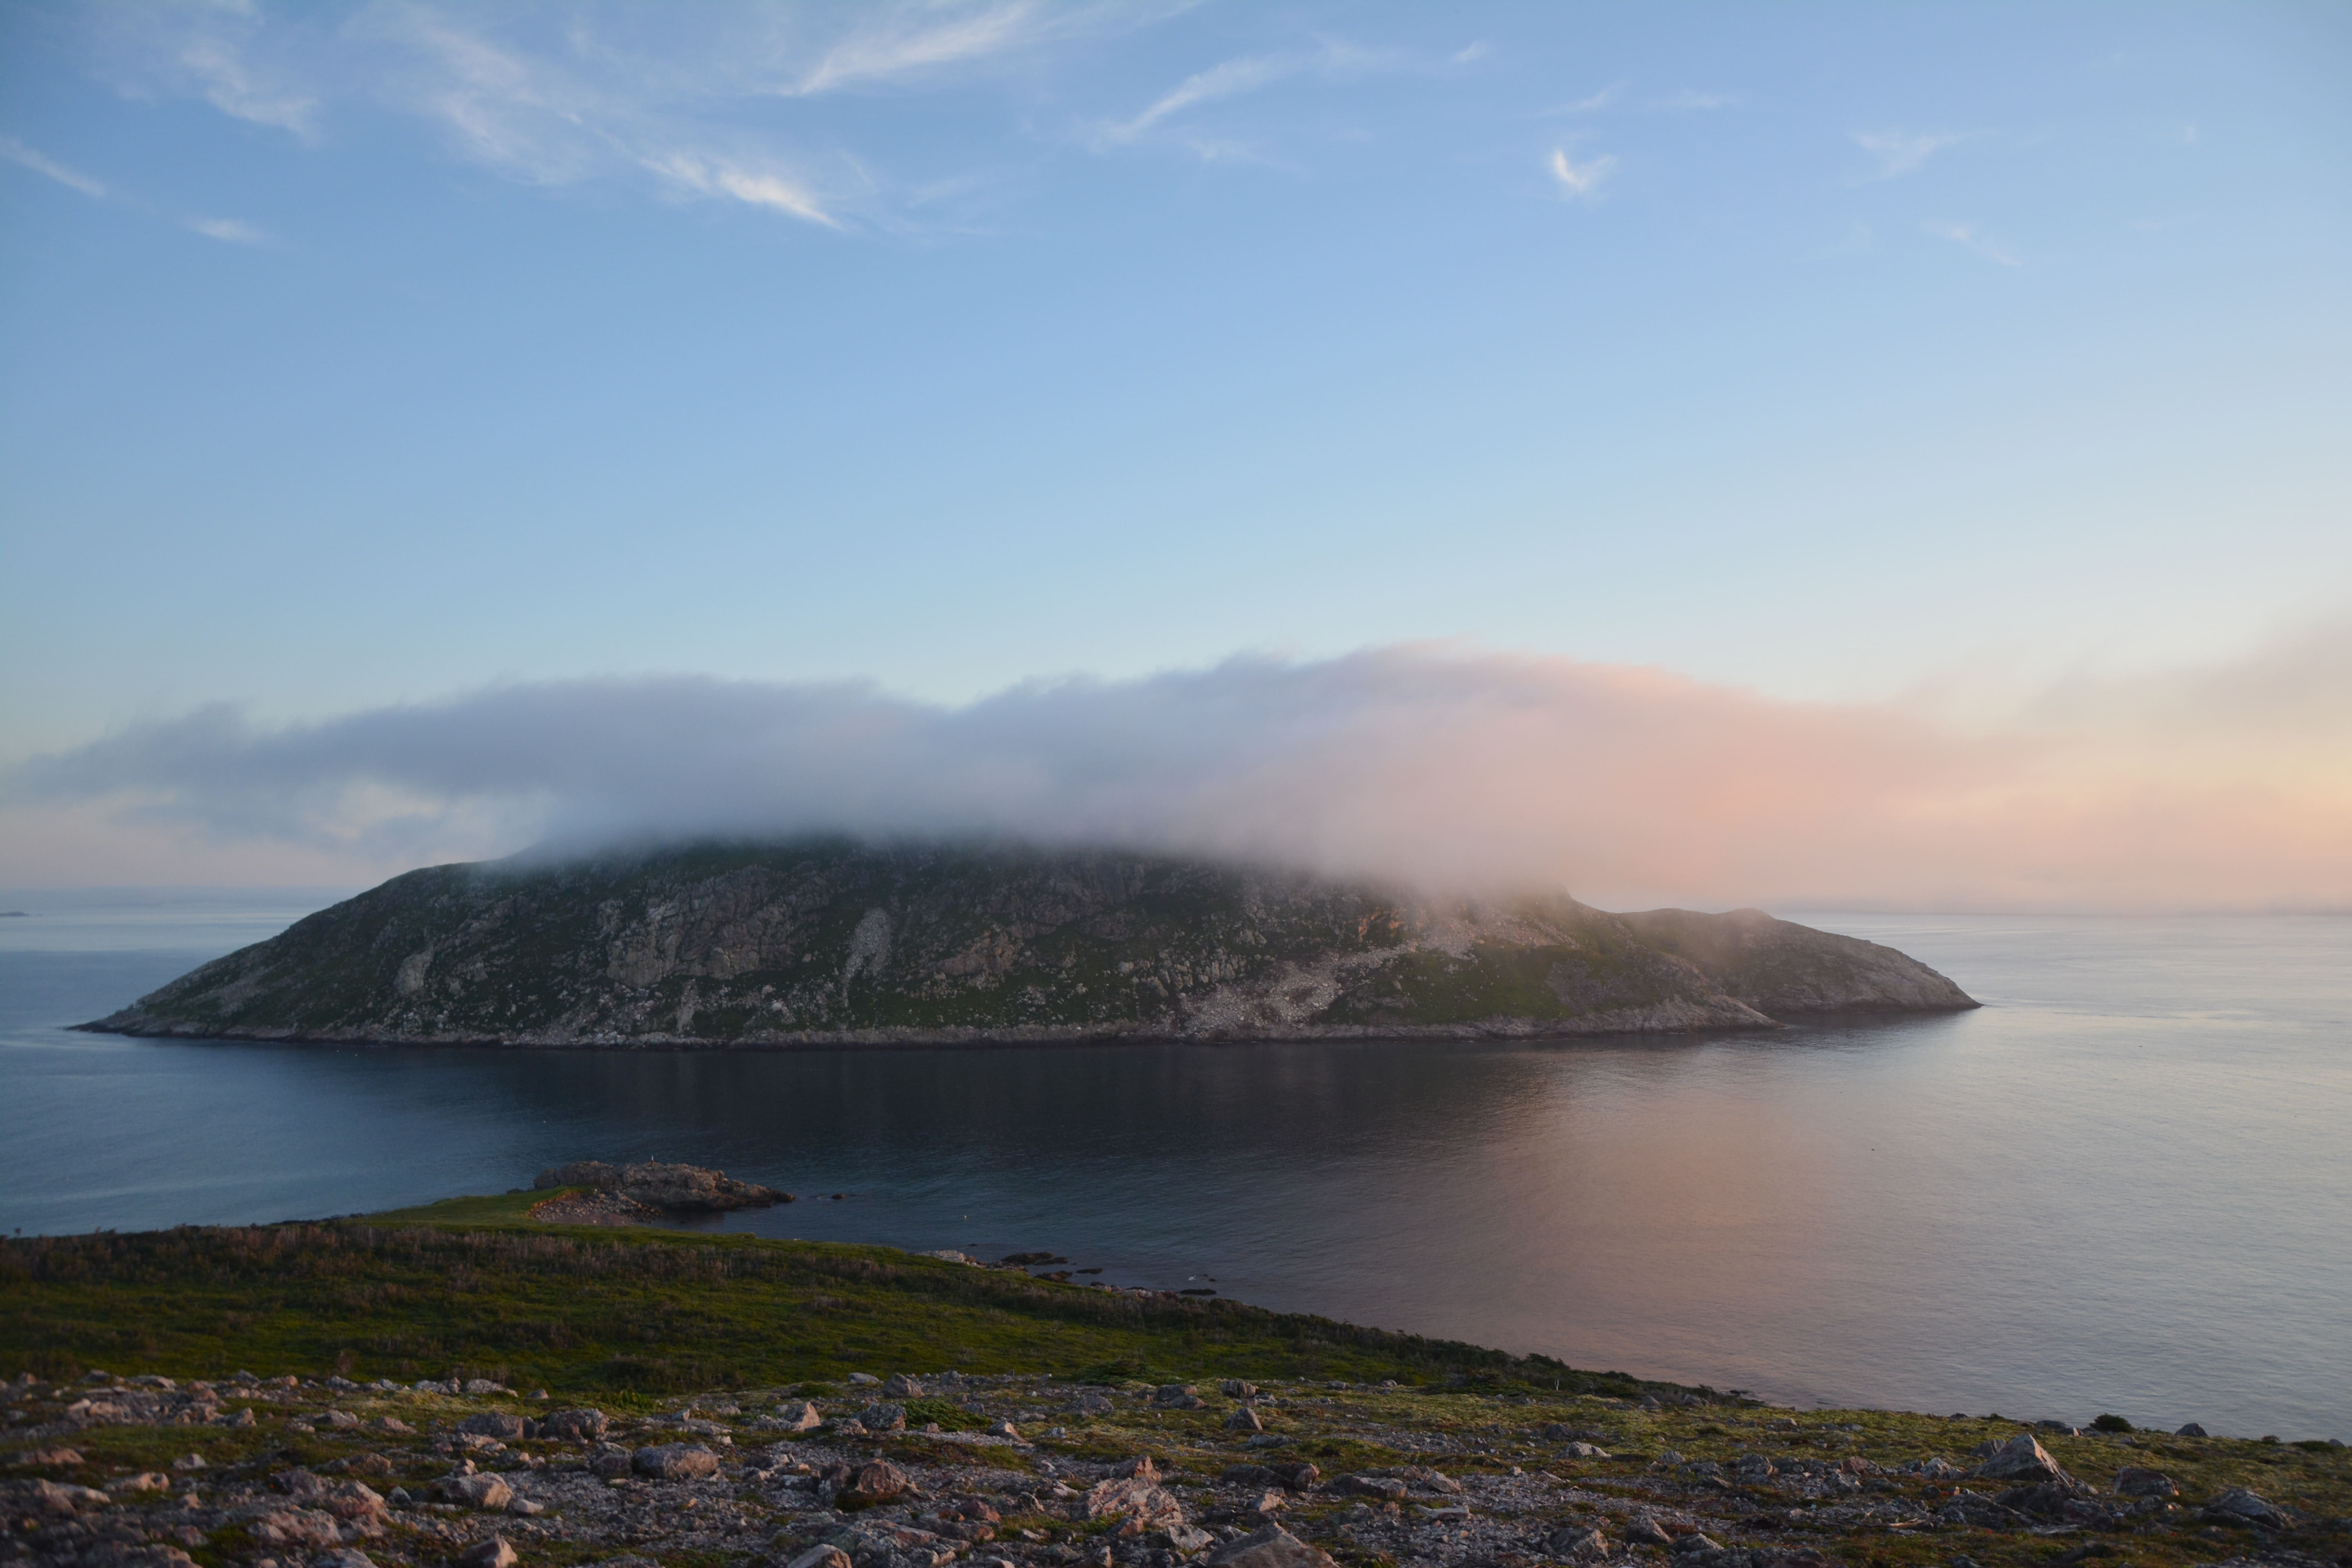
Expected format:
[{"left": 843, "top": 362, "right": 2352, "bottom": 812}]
[{"left": 2, "top": 2, "right": 2349, "bottom": 898}]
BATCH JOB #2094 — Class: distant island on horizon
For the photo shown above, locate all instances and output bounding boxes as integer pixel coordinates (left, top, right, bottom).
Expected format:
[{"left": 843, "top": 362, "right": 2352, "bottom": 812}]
[{"left": 80, "top": 839, "right": 1976, "bottom": 1048}]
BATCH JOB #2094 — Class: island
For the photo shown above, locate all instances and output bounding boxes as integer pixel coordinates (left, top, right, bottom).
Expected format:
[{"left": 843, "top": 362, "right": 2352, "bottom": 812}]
[{"left": 79, "top": 840, "right": 1975, "bottom": 1047}]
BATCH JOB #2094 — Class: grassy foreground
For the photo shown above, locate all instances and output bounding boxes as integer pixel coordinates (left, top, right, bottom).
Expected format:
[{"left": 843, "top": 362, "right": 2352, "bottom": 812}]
[
  {"left": 4, "top": 1193, "right": 2347, "bottom": 1568},
  {"left": 0, "top": 1191, "right": 1667, "bottom": 1400}
]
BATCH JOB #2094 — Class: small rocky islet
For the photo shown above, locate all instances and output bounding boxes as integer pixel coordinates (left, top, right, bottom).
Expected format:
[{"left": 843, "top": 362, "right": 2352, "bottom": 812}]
[{"left": 80, "top": 840, "right": 1975, "bottom": 1047}]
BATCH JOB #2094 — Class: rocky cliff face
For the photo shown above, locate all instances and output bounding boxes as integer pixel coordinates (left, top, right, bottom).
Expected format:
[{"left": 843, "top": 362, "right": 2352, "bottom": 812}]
[{"left": 82, "top": 840, "right": 1976, "bottom": 1046}]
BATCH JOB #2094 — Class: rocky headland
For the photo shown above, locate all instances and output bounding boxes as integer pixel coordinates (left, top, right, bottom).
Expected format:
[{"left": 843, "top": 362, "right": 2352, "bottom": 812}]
[{"left": 78, "top": 841, "right": 1975, "bottom": 1048}]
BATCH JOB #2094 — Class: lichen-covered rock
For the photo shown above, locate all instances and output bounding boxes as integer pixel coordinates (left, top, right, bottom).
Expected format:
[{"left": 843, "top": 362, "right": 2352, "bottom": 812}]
[
  {"left": 82, "top": 842, "right": 1975, "bottom": 1047},
  {"left": 632, "top": 1445, "right": 721, "bottom": 1482}
]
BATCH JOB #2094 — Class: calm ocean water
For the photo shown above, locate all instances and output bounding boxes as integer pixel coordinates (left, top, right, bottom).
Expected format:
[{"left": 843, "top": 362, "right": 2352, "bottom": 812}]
[{"left": 2, "top": 898, "right": 2345, "bottom": 1438}]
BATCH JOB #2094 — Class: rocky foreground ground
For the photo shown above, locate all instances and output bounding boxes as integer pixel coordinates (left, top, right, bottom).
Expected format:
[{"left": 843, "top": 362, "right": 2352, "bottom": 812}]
[{"left": 6, "top": 1361, "right": 2347, "bottom": 1568}]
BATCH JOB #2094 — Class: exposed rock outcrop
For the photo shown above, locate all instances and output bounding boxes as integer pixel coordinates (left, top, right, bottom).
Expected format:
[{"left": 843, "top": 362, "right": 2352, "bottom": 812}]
[
  {"left": 80, "top": 839, "right": 1975, "bottom": 1047},
  {"left": 531, "top": 1161, "right": 787, "bottom": 1211}
]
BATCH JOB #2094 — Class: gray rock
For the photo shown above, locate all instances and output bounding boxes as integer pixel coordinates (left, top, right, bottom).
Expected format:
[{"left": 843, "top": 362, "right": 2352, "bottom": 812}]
[
  {"left": 853, "top": 1403, "right": 907, "bottom": 1433},
  {"left": 881, "top": 1376, "right": 924, "bottom": 1399},
  {"left": 771, "top": 1401, "right": 824, "bottom": 1432},
  {"left": 1560, "top": 1441, "right": 1611, "bottom": 1460},
  {"left": 588, "top": 1445, "right": 633, "bottom": 1479},
  {"left": 2114, "top": 1467, "right": 2178, "bottom": 1498},
  {"left": 847, "top": 1372, "right": 882, "bottom": 1386},
  {"left": 457, "top": 1537, "right": 517, "bottom": 1568},
  {"left": 1622, "top": 1516, "right": 1674, "bottom": 1548},
  {"left": 1155, "top": 1384, "right": 1203, "bottom": 1408},
  {"left": 2205, "top": 1488, "right": 2293, "bottom": 1528},
  {"left": 1221, "top": 1381, "right": 1258, "bottom": 1398},
  {"left": 1205, "top": 1524, "right": 1341, "bottom": 1568},
  {"left": 1970, "top": 1433, "right": 2078, "bottom": 1487},
  {"left": 837, "top": 1459, "right": 911, "bottom": 1508},
  {"left": 1548, "top": 1527, "right": 1610, "bottom": 1559},
  {"left": 632, "top": 1445, "right": 722, "bottom": 1482},
  {"left": 440, "top": 1474, "right": 515, "bottom": 1510},
  {"left": 1670, "top": 1535, "right": 1723, "bottom": 1555},
  {"left": 1225, "top": 1405, "right": 1264, "bottom": 1432},
  {"left": 457, "top": 1413, "right": 528, "bottom": 1441},
  {"left": 540, "top": 1408, "right": 610, "bottom": 1441},
  {"left": 317, "top": 1552, "right": 377, "bottom": 1568},
  {"left": 2175, "top": 1423, "right": 2209, "bottom": 1438},
  {"left": 786, "top": 1549, "right": 854, "bottom": 1568},
  {"left": 1345, "top": 1475, "right": 1406, "bottom": 1502}
]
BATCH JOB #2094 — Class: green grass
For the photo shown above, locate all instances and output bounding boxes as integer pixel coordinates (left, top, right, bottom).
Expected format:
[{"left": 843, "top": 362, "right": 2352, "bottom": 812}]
[{"left": 0, "top": 1197, "right": 1674, "bottom": 1399}]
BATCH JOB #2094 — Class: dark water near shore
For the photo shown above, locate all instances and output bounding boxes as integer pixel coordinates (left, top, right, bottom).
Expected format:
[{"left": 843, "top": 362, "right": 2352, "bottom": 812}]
[{"left": 2, "top": 900, "right": 2346, "bottom": 1439}]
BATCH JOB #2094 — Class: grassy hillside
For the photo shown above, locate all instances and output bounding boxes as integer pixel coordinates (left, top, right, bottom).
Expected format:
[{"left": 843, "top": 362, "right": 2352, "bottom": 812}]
[{"left": 0, "top": 1191, "right": 1665, "bottom": 1400}]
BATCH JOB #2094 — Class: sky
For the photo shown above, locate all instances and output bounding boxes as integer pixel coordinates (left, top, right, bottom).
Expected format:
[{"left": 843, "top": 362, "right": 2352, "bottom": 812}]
[{"left": 1, "top": 1, "right": 2348, "bottom": 907}]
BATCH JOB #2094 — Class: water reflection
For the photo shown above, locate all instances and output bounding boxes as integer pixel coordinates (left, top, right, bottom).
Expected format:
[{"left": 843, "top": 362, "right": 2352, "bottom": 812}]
[{"left": 2, "top": 914, "right": 2347, "bottom": 1440}]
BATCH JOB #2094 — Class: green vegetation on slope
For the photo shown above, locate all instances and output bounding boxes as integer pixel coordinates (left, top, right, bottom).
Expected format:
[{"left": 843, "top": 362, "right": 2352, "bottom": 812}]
[{"left": 0, "top": 1192, "right": 1668, "bottom": 1401}]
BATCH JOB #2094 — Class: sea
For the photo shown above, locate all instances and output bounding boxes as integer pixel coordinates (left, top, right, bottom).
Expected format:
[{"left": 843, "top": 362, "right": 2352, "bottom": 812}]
[{"left": 2, "top": 895, "right": 2346, "bottom": 1439}]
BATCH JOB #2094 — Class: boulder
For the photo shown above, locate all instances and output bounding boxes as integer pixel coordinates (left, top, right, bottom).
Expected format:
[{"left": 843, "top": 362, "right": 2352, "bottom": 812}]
[
  {"left": 103, "top": 1473, "right": 171, "bottom": 1494},
  {"left": 440, "top": 1473, "right": 515, "bottom": 1510},
  {"left": 321, "top": 1481, "right": 390, "bottom": 1521},
  {"left": 837, "top": 1459, "right": 910, "bottom": 1508},
  {"left": 1225, "top": 1405, "right": 1263, "bottom": 1432},
  {"left": 881, "top": 1376, "right": 924, "bottom": 1399},
  {"left": 1561, "top": 1441, "right": 1612, "bottom": 1460},
  {"left": 633, "top": 1445, "right": 722, "bottom": 1482},
  {"left": 1402, "top": 1467, "right": 1461, "bottom": 1494},
  {"left": 1155, "top": 1385, "right": 1203, "bottom": 1408},
  {"left": 1623, "top": 1516, "right": 1674, "bottom": 1548},
  {"left": 458, "top": 1537, "right": 518, "bottom": 1568},
  {"left": 1345, "top": 1475, "right": 1406, "bottom": 1501},
  {"left": 1084, "top": 1476, "right": 1184, "bottom": 1528},
  {"left": 541, "top": 1408, "right": 610, "bottom": 1441},
  {"left": 2204, "top": 1488, "right": 2294, "bottom": 1529},
  {"left": 771, "top": 1401, "right": 823, "bottom": 1432},
  {"left": 27, "top": 1479, "right": 110, "bottom": 1514},
  {"left": 1970, "top": 1433, "right": 2078, "bottom": 1487},
  {"left": 252, "top": 1508, "right": 346, "bottom": 1548},
  {"left": 1222, "top": 1381, "right": 1258, "bottom": 1398},
  {"left": 786, "top": 1549, "right": 853, "bottom": 1568},
  {"left": 852, "top": 1403, "right": 907, "bottom": 1432},
  {"left": 457, "top": 1413, "right": 528, "bottom": 1441},
  {"left": 2174, "top": 1424, "right": 2209, "bottom": 1438},
  {"left": 588, "top": 1445, "right": 633, "bottom": 1479},
  {"left": 2114, "top": 1467, "right": 2178, "bottom": 1499},
  {"left": 1205, "top": 1524, "right": 1341, "bottom": 1568},
  {"left": 1549, "top": 1526, "right": 1611, "bottom": 1559}
]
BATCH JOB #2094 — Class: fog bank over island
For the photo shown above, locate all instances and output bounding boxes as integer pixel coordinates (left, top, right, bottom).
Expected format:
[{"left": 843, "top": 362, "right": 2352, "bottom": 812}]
[{"left": 7, "top": 633, "right": 2349, "bottom": 912}]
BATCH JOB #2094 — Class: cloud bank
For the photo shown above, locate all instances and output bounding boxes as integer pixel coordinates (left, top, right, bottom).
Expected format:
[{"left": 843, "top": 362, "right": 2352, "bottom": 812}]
[{"left": 8, "top": 637, "right": 2349, "bottom": 911}]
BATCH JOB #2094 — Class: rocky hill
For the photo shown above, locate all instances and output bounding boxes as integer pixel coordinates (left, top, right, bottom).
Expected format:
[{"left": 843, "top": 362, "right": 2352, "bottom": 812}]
[{"left": 81, "top": 840, "right": 1975, "bottom": 1046}]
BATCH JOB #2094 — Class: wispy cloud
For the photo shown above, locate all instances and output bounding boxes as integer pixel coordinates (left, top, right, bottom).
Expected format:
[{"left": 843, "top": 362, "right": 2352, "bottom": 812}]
[
  {"left": 83, "top": 2, "right": 1176, "bottom": 230},
  {"left": 189, "top": 216, "right": 270, "bottom": 244},
  {"left": 0, "top": 136, "right": 108, "bottom": 199},
  {"left": 640, "top": 153, "right": 837, "bottom": 227},
  {"left": 12, "top": 633, "right": 2351, "bottom": 910},
  {"left": 1924, "top": 219, "right": 2020, "bottom": 267},
  {"left": 1548, "top": 147, "right": 1615, "bottom": 200},
  {"left": 784, "top": 2, "right": 1064, "bottom": 97},
  {"left": 1540, "top": 83, "right": 1623, "bottom": 116},
  {"left": 1105, "top": 53, "right": 1296, "bottom": 143},
  {"left": 1852, "top": 128, "right": 1966, "bottom": 178}
]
